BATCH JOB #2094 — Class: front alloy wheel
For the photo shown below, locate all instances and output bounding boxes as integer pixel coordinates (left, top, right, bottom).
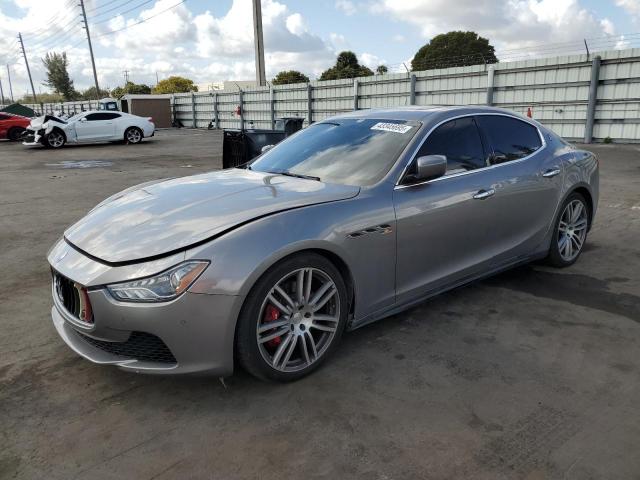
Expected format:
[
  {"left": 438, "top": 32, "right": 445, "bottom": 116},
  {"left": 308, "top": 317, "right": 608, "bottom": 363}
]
[
  {"left": 236, "top": 253, "right": 348, "bottom": 381},
  {"left": 45, "top": 130, "right": 65, "bottom": 148}
]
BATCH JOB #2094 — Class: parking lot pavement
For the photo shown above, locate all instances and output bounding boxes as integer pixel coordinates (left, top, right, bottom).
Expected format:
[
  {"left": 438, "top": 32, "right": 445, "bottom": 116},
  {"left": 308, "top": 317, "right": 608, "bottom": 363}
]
[{"left": 0, "top": 130, "right": 638, "bottom": 479}]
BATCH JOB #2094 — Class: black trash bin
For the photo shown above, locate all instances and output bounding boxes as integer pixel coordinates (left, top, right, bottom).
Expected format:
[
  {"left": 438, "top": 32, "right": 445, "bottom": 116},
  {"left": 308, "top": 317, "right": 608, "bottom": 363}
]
[
  {"left": 222, "top": 117, "right": 305, "bottom": 169},
  {"left": 274, "top": 117, "right": 304, "bottom": 136}
]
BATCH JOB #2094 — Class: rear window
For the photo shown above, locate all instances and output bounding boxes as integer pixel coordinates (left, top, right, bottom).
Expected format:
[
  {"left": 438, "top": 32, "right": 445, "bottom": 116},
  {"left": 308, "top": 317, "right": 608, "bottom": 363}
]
[{"left": 476, "top": 115, "right": 542, "bottom": 164}]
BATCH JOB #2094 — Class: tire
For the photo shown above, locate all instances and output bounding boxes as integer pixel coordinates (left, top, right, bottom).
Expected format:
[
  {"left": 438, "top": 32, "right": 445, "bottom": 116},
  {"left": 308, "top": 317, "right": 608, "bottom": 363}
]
[
  {"left": 44, "top": 130, "right": 66, "bottom": 149},
  {"left": 236, "top": 252, "right": 349, "bottom": 382},
  {"left": 7, "top": 127, "right": 25, "bottom": 141},
  {"left": 546, "top": 192, "right": 590, "bottom": 267},
  {"left": 124, "top": 127, "right": 143, "bottom": 144}
]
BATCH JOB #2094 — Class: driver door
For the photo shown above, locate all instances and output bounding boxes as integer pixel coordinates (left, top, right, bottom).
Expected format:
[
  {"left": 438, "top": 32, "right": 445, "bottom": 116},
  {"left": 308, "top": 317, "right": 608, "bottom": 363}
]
[
  {"left": 393, "top": 116, "right": 497, "bottom": 303},
  {"left": 74, "top": 113, "right": 116, "bottom": 141}
]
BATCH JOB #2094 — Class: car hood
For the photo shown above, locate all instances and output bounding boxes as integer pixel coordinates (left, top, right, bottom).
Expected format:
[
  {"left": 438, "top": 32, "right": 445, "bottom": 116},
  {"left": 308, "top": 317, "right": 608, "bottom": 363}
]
[
  {"left": 29, "top": 115, "right": 66, "bottom": 130},
  {"left": 64, "top": 168, "right": 360, "bottom": 264}
]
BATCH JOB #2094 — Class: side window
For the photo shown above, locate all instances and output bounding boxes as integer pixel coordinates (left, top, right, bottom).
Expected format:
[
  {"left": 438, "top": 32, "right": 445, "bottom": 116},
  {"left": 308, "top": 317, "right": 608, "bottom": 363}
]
[
  {"left": 0, "top": 114, "right": 9, "bottom": 120},
  {"left": 85, "top": 113, "right": 118, "bottom": 121},
  {"left": 417, "top": 117, "right": 486, "bottom": 174},
  {"left": 476, "top": 115, "right": 542, "bottom": 164}
]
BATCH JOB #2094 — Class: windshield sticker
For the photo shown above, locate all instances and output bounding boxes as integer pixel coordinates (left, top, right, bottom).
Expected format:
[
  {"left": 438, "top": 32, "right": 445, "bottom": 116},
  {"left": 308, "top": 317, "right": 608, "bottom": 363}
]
[{"left": 371, "top": 122, "right": 413, "bottom": 134}]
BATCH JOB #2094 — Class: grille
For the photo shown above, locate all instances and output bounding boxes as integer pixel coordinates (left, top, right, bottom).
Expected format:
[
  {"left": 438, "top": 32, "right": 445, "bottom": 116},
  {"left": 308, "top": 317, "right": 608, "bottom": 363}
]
[
  {"left": 53, "top": 272, "right": 93, "bottom": 323},
  {"left": 75, "top": 331, "right": 177, "bottom": 364}
]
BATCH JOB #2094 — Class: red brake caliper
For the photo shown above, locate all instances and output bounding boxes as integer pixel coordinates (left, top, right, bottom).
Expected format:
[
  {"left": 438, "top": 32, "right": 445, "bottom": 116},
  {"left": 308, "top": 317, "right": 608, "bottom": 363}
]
[{"left": 263, "top": 304, "right": 282, "bottom": 348}]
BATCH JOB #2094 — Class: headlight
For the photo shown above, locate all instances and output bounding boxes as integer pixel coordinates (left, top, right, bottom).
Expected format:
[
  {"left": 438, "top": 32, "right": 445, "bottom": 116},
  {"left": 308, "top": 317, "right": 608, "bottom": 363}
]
[{"left": 107, "top": 261, "right": 209, "bottom": 303}]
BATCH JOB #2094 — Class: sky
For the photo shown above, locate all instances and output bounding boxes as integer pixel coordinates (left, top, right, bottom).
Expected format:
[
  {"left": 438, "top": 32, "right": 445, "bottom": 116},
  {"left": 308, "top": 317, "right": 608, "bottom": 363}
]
[{"left": 0, "top": 0, "right": 639, "bottom": 98}]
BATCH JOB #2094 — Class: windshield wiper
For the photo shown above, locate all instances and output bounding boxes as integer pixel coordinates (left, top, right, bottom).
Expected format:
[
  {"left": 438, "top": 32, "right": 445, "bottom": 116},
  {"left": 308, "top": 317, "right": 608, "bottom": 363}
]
[{"left": 268, "top": 170, "right": 321, "bottom": 181}]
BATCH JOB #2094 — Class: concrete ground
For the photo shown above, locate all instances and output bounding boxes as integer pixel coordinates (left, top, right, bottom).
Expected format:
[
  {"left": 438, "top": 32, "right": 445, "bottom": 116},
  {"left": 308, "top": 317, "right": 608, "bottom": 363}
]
[{"left": 0, "top": 130, "right": 638, "bottom": 480}]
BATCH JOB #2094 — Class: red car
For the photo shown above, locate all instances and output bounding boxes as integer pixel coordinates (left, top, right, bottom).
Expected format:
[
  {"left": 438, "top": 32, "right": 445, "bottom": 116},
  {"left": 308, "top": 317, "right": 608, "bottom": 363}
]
[{"left": 0, "top": 112, "right": 31, "bottom": 141}]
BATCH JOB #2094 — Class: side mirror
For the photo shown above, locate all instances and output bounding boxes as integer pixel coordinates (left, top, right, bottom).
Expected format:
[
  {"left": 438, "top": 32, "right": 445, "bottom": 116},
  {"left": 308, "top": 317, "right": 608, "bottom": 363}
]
[
  {"left": 261, "top": 144, "right": 275, "bottom": 154},
  {"left": 415, "top": 155, "right": 447, "bottom": 181},
  {"left": 79, "top": 117, "right": 87, "bottom": 122}
]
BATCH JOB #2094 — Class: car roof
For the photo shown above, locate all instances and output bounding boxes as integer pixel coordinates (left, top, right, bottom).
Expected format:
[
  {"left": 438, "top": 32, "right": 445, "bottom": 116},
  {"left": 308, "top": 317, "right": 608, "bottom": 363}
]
[{"left": 323, "top": 105, "right": 531, "bottom": 123}]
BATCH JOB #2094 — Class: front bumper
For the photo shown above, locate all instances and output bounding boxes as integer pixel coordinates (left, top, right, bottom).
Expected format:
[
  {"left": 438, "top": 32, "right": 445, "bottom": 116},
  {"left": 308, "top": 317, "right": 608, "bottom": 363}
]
[
  {"left": 22, "top": 128, "right": 44, "bottom": 146},
  {"left": 49, "top": 253, "right": 243, "bottom": 376}
]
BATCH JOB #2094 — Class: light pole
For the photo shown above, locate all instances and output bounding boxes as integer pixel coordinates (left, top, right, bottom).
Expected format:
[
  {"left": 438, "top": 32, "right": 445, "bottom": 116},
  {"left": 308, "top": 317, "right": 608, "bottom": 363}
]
[{"left": 252, "top": 0, "right": 266, "bottom": 86}]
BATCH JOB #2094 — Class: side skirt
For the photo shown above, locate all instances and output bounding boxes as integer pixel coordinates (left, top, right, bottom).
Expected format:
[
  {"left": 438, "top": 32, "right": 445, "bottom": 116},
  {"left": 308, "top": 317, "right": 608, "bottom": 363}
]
[{"left": 347, "top": 251, "right": 547, "bottom": 331}]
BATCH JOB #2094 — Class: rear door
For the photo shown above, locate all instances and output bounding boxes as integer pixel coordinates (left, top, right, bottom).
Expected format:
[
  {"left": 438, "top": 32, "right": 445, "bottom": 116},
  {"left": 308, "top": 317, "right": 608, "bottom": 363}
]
[{"left": 474, "top": 114, "right": 560, "bottom": 265}]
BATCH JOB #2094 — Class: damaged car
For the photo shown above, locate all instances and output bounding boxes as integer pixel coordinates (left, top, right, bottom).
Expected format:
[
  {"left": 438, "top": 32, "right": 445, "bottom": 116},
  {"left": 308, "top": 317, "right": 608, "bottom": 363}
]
[{"left": 23, "top": 111, "right": 155, "bottom": 148}]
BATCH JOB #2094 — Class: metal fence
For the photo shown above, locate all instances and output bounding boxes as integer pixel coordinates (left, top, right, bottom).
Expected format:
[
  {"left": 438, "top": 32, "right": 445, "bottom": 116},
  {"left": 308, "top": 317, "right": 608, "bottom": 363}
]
[{"left": 6, "top": 47, "right": 640, "bottom": 142}]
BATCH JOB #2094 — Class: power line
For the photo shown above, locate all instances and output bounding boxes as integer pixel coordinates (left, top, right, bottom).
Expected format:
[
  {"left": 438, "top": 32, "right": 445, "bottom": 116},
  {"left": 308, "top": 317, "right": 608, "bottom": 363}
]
[
  {"left": 76, "top": 0, "right": 188, "bottom": 43},
  {"left": 24, "top": 17, "right": 84, "bottom": 49},
  {"left": 20, "top": 0, "right": 78, "bottom": 37},
  {"left": 90, "top": 0, "right": 153, "bottom": 21},
  {"left": 27, "top": 27, "right": 85, "bottom": 52},
  {"left": 86, "top": 0, "right": 126, "bottom": 14}
]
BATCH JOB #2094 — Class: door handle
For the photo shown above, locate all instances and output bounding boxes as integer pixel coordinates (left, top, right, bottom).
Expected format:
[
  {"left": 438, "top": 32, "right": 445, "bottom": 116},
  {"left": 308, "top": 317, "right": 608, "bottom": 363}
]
[
  {"left": 542, "top": 167, "right": 561, "bottom": 178},
  {"left": 473, "top": 188, "right": 495, "bottom": 200}
]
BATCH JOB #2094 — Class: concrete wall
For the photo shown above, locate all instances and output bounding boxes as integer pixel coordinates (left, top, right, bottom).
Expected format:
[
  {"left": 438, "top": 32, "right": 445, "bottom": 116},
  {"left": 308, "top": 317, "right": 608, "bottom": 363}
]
[
  {"left": 7, "top": 47, "right": 640, "bottom": 142},
  {"left": 170, "top": 48, "right": 640, "bottom": 142}
]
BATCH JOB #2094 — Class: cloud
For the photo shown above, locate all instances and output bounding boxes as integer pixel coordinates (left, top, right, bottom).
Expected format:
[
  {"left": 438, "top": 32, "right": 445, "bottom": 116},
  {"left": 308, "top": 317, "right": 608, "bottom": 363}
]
[
  {"left": 600, "top": 18, "right": 616, "bottom": 36},
  {"left": 371, "top": 0, "right": 614, "bottom": 59},
  {"left": 193, "top": 0, "right": 334, "bottom": 79},
  {"left": 615, "top": 0, "right": 640, "bottom": 18},
  {"left": 0, "top": 0, "right": 338, "bottom": 92},
  {"left": 360, "top": 52, "right": 385, "bottom": 69},
  {"left": 335, "top": 0, "right": 357, "bottom": 15}
]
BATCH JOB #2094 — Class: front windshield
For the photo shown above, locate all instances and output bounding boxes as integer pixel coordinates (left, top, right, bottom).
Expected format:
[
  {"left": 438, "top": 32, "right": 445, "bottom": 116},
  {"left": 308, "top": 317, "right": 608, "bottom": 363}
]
[
  {"left": 66, "top": 113, "right": 83, "bottom": 122},
  {"left": 249, "top": 118, "right": 420, "bottom": 186}
]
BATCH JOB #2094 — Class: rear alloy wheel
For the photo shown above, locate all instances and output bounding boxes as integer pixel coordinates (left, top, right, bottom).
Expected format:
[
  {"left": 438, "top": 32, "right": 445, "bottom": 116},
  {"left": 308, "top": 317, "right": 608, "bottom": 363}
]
[
  {"left": 236, "top": 253, "right": 348, "bottom": 382},
  {"left": 547, "top": 192, "right": 589, "bottom": 267},
  {"left": 7, "top": 127, "right": 25, "bottom": 141},
  {"left": 45, "top": 130, "right": 66, "bottom": 148},
  {"left": 125, "top": 127, "right": 143, "bottom": 144}
]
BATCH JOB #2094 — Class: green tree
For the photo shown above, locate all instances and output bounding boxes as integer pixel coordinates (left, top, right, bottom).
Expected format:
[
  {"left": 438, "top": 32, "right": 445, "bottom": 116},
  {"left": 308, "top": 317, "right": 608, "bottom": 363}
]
[
  {"left": 42, "top": 52, "right": 78, "bottom": 100},
  {"left": 411, "top": 31, "right": 498, "bottom": 71},
  {"left": 319, "top": 51, "right": 374, "bottom": 81},
  {"left": 152, "top": 76, "right": 198, "bottom": 94},
  {"left": 272, "top": 70, "right": 310, "bottom": 85},
  {"left": 111, "top": 81, "right": 152, "bottom": 98},
  {"left": 81, "top": 86, "right": 111, "bottom": 100},
  {"left": 376, "top": 65, "right": 388, "bottom": 75},
  {"left": 18, "top": 92, "right": 64, "bottom": 103}
]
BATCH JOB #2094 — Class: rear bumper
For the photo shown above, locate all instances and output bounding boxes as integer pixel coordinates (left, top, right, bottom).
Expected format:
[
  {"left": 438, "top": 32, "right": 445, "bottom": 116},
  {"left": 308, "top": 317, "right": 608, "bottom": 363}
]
[{"left": 50, "top": 275, "right": 242, "bottom": 376}]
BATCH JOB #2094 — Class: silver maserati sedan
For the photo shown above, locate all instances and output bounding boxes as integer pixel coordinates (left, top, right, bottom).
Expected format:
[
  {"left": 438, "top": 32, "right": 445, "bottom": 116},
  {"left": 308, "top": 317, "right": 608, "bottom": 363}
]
[{"left": 48, "top": 106, "right": 598, "bottom": 381}]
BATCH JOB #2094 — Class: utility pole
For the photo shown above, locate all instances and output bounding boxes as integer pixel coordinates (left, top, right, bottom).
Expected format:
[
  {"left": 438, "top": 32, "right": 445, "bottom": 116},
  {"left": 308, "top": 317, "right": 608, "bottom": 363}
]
[
  {"left": 252, "top": 0, "right": 266, "bottom": 86},
  {"left": 0, "top": 76, "right": 5, "bottom": 105},
  {"left": 6, "top": 65, "right": 14, "bottom": 102},
  {"left": 17, "top": 33, "right": 37, "bottom": 103},
  {"left": 79, "top": 0, "right": 100, "bottom": 98},
  {"left": 123, "top": 70, "right": 130, "bottom": 84}
]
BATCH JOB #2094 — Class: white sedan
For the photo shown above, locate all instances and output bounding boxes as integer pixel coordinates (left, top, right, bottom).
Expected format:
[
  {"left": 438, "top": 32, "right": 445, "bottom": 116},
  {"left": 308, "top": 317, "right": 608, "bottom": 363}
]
[{"left": 23, "top": 111, "right": 155, "bottom": 148}]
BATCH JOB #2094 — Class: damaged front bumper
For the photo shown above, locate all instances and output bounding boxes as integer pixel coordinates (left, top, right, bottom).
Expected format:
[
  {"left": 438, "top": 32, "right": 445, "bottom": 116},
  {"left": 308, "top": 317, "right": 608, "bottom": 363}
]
[{"left": 22, "top": 128, "right": 45, "bottom": 145}]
